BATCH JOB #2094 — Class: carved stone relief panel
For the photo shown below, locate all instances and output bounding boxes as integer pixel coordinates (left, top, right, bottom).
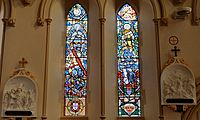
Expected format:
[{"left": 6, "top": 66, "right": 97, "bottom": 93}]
[
  {"left": 161, "top": 57, "right": 196, "bottom": 106},
  {"left": 1, "top": 69, "right": 38, "bottom": 118}
]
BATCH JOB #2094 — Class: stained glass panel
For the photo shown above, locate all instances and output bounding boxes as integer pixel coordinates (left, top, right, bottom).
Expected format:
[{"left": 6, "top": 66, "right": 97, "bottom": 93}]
[
  {"left": 65, "top": 3, "right": 87, "bottom": 116},
  {"left": 117, "top": 4, "right": 141, "bottom": 117}
]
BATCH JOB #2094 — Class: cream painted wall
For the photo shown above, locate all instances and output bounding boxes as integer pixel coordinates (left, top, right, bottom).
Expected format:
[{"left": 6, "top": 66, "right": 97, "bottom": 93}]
[
  {"left": 0, "top": 2, "right": 4, "bottom": 63},
  {"left": 160, "top": 0, "right": 200, "bottom": 120},
  {"left": 0, "top": 1, "right": 46, "bottom": 119},
  {"left": 47, "top": 0, "right": 65, "bottom": 119},
  {"left": 104, "top": 0, "right": 117, "bottom": 120},
  {"left": 139, "top": 0, "right": 160, "bottom": 119},
  {"left": 1, "top": 0, "right": 200, "bottom": 120}
]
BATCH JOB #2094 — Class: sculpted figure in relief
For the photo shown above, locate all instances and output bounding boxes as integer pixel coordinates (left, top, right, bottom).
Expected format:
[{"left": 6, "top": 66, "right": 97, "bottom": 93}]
[
  {"left": 163, "top": 69, "right": 195, "bottom": 101},
  {"left": 3, "top": 83, "right": 35, "bottom": 111}
]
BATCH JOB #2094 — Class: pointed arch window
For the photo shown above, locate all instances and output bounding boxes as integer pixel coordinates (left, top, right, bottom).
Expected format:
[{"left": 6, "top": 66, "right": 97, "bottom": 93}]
[
  {"left": 117, "top": 3, "right": 141, "bottom": 117},
  {"left": 64, "top": 3, "right": 88, "bottom": 116}
]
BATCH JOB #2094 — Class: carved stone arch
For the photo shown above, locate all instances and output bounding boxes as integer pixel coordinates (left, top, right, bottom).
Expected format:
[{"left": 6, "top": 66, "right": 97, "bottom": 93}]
[
  {"left": 0, "top": 0, "right": 164, "bottom": 27},
  {"left": 46, "top": 0, "right": 89, "bottom": 25},
  {"left": 96, "top": 0, "right": 107, "bottom": 18},
  {"left": 0, "top": 0, "right": 3, "bottom": 12},
  {"left": 2, "top": 0, "right": 15, "bottom": 27},
  {"left": 192, "top": 0, "right": 200, "bottom": 25},
  {"left": 37, "top": 0, "right": 50, "bottom": 26},
  {"left": 157, "top": 0, "right": 167, "bottom": 18},
  {"left": 36, "top": 0, "right": 56, "bottom": 26}
]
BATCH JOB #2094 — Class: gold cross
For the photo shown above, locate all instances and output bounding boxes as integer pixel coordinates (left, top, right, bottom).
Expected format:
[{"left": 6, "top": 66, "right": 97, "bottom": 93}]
[{"left": 19, "top": 58, "right": 28, "bottom": 68}]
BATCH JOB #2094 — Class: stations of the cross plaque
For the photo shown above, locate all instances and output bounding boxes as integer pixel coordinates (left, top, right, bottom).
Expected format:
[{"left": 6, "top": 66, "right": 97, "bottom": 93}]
[
  {"left": 171, "top": 46, "right": 180, "bottom": 57},
  {"left": 19, "top": 57, "right": 28, "bottom": 68}
]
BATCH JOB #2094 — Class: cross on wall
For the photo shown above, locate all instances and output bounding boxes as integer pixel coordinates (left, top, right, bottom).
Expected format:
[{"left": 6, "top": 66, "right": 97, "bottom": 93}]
[
  {"left": 171, "top": 46, "right": 180, "bottom": 57},
  {"left": 19, "top": 58, "right": 28, "bottom": 68}
]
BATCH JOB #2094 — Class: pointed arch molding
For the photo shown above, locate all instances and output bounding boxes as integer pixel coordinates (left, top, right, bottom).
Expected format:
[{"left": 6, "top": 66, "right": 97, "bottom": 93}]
[
  {"left": 1, "top": 0, "right": 168, "bottom": 27},
  {"left": 2, "top": 0, "right": 15, "bottom": 27},
  {"left": 157, "top": 0, "right": 200, "bottom": 26},
  {"left": 1, "top": 0, "right": 54, "bottom": 27},
  {"left": 192, "top": 0, "right": 200, "bottom": 25},
  {"left": 47, "top": 0, "right": 89, "bottom": 26},
  {"left": 46, "top": 0, "right": 162, "bottom": 25},
  {"left": 37, "top": 0, "right": 54, "bottom": 26},
  {"left": 157, "top": 0, "right": 168, "bottom": 26},
  {"left": 96, "top": 0, "right": 107, "bottom": 18}
]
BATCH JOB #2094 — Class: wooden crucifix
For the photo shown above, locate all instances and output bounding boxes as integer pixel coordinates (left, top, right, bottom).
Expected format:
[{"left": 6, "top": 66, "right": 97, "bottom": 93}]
[
  {"left": 171, "top": 46, "right": 180, "bottom": 57},
  {"left": 19, "top": 57, "right": 28, "bottom": 68}
]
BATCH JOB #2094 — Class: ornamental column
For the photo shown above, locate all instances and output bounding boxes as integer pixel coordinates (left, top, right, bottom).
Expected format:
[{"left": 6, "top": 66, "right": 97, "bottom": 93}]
[
  {"left": 99, "top": 17, "right": 106, "bottom": 120},
  {"left": 41, "top": 18, "right": 52, "bottom": 120}
]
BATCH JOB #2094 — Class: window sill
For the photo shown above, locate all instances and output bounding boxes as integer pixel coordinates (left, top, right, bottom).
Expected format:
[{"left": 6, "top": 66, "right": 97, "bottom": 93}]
[
  {"left": 60, "top": 116, "right": 88, "bottom": 120},
  {"left": 117, "top": 117, "right": 145, "bottom": 120}
]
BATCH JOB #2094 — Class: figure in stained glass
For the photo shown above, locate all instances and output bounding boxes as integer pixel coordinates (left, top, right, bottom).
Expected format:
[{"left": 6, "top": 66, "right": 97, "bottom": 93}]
[
  {"left": 117, "top": 4, "right": 141, "bottom": 117},
  {"left": 65, "top": 3, "right": 88, "bottom": 116}
]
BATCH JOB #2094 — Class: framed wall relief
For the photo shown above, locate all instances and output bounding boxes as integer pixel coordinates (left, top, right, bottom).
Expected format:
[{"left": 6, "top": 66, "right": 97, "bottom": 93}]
[
  {"left": 1, "top": 58, "right": 38, "bottom": 119},
  {"left": 161, "top": 57, "right": 196, "bottom": 108}
]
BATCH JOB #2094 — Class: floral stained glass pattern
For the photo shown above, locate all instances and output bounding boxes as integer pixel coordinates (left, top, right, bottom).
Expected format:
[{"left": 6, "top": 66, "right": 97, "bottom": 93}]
[
  {"left": 117, "top": 4, "right": 141, "bottom": 117},
  {"left": 65, "top": 3, "right": 88, "bottom": 116}
]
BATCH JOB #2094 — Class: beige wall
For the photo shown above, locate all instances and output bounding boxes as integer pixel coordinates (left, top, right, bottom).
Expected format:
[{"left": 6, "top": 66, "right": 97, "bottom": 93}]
[
  {"left": 0, "top": 2, "right": 3, "bottom": 62},
  {"left": 0, "top": 0, "right": 200, "bottom": 120},
  {"left": 159, "top": 0, "right": 200, "bottom": 120},
  {"left": 0, "top": 0, "right": 46, "bottom": 119}
]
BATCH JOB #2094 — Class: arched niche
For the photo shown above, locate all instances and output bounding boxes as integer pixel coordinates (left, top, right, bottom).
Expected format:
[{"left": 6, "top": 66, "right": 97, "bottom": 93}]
[
  {"left": 1, "top": 68, "right": 38, "bottom": 118},
  {"left": 161, "top": 57, "right": 196, "bottom": 106}
]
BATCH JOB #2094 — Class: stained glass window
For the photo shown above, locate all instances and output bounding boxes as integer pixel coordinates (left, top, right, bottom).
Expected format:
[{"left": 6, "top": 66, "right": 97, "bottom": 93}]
[
  {"left": 65, "top": 3, "right": 88, "bottom": 116},
  {"left": 117, "top": 4, "right": 141, "bottom": 117}
]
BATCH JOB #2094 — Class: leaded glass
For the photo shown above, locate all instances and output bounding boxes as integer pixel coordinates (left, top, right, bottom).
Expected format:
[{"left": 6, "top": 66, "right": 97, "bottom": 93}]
[
  {"left": 65, "top": 3, "right": 87, "bottom": 116},
  {"left": 117, "top": 4, "right": 141, "bottom": 117}
]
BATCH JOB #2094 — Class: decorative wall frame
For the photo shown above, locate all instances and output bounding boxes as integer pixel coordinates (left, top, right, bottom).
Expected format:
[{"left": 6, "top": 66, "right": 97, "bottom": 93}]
[
  {"left": 161, "top": 57, "right": 196, "bottom": 109},
  {"left": 1, "top": 58, "right": 38, "bottom": 119}
]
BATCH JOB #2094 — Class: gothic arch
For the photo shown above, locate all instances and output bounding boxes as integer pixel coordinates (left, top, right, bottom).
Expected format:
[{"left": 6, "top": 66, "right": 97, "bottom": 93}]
[
  {"left": 192, "top": 0, "right": 200, "bottom": 25},
  {"left": 46, "top": 0, "right": 163, "bottom": 20},
  {"left": 0, "top": 0, "right": 167, "bottom": 25}
]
